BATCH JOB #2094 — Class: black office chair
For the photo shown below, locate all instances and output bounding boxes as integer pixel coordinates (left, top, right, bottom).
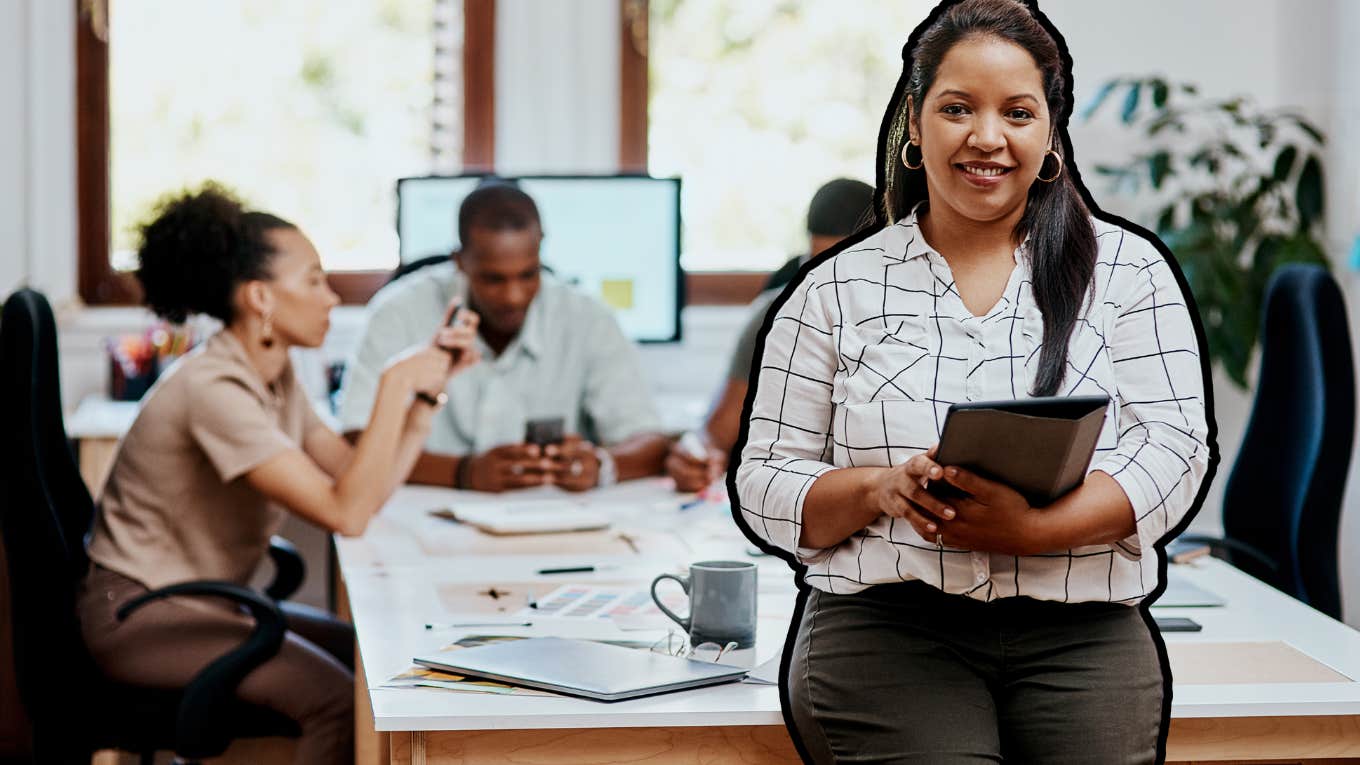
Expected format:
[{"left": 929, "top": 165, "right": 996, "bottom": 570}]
[
  {"left": 388, "top": 253, "right": 451, "bottom": 285},
  {"left": 1179, "top": 264, "right": 1355, "bottom": 620},
  {"left": 0, "top": 289, "right": 303, "bottom": 764},
  {"left": 386, "top": 252, "right": 557, "bottom": 286}
]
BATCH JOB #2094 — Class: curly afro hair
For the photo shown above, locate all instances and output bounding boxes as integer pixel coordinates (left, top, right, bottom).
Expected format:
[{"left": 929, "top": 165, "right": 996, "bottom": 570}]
[{"left": 134, "top": 182, "right": 295, "bottom": 324}]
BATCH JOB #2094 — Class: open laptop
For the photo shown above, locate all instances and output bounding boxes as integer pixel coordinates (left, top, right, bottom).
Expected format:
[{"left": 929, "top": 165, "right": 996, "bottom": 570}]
[{"left": 414, "top": 637, "right": 748, "bottom": 702}]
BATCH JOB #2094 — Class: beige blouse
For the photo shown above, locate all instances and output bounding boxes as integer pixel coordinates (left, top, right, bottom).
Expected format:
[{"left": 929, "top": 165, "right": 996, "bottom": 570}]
[{"left": 87, "top": 331, "right": 325, "bottom": 589}]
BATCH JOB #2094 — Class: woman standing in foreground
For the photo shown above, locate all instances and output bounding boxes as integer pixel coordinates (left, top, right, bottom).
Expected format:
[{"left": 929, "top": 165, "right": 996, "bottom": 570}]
[
  {"left": 734, "top": 0, "right": 1213, "bottom": 762},
  {"left": 78, "top": 184, "right": 480, "bottom": 764}
]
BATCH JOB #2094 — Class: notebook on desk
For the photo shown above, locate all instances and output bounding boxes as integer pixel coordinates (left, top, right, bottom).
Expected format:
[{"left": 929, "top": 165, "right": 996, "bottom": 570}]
[{"left": 414, "top": 636, "right": 748, "bottom": 702}]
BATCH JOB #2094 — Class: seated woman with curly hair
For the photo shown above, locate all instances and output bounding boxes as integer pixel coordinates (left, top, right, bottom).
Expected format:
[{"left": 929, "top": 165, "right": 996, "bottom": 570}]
[{"left": 77, "top": 183, "right": 480, "bottom": 764}]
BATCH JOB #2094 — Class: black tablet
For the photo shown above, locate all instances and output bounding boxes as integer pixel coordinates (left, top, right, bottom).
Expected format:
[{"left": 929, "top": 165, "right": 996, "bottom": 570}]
[{"left": 931, "top": 395, "right": 1110, "bottom": 506}]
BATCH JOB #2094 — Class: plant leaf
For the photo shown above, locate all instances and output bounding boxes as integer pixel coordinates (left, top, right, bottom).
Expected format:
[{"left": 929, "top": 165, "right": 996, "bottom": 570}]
[
  {"left": 1257, "top": 122, "right": 1275, "bottom": 148},
  {"left": 1272, "top": 145, "right": 1298, "bottom": 182},
  {"left": 1148, "top": 152, "right": 1171, "bottom": 189},
  {"left": 1276, "top": 233, "right": 1329, "bottom": 270},
  {"left": 1296, "top": 155, "right": 1324, "bottom": 229},
  {"left": 1285, "top": 115, "right": 1325, "bottom": 145},
  {"left": 1151, "top": 79, "right": 1169, "bottom": 109},
  {"left": 1147, "top": 113, "right": 1183, "bottom": 135},
  {"left": 1121, "top": 82, "right": 1142, "bottom": 124},
  {"left": 1081, "top": 78, "right": 1121, "bottom": 121},
  {"left": 1155, "top": 207, "right": 1175, "bottom": 236}
]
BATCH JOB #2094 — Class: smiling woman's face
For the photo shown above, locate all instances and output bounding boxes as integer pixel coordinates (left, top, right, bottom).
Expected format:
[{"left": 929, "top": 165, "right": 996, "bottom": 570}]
[{"left": 910, "top": 34, "right": 1051, "bottom": 227}]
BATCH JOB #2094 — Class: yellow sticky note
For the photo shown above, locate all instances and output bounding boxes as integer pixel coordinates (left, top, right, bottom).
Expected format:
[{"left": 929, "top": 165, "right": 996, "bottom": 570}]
[{"left": 600, "top": 279, "right": 635, "bottom": 310}]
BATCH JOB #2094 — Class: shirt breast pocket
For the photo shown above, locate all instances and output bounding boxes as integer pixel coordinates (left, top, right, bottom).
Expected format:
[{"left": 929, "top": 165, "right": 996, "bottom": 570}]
[
  {"left": 833, "top": 321, "right": 933, "bottom": 406},
  {"left": 834, "top": 399, "right": 941, "bottom": 468}
]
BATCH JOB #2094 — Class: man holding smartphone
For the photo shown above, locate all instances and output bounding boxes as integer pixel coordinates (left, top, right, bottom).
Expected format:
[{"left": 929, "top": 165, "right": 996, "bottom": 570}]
[{"left": 338, "top": 180, "right": 669, "bottom": 492}]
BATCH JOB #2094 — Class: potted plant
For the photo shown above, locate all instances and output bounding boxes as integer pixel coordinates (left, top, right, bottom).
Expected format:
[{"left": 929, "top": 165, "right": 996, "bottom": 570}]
[{"left": 1083, "top": 77, "right": 1328, "bottom": 388}]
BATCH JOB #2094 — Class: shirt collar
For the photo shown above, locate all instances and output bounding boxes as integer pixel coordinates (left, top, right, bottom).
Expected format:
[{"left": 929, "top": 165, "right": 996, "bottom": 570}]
[
  {"left": 884, "top": 201, "right": 1031, "bottom": 266},
  {"left": 208, "top": 329, "right": 288, "bottom": 404},
  {"left": 514, "top": 293, "right": 545, "bottom": 360}
]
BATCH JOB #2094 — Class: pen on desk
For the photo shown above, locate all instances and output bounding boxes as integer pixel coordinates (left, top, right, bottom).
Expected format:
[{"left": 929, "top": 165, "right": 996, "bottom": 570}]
[
  {"left": 678, "top": 498, "right": 705, "bottom": 512},
  {"left": 535, "top": 565, "right": 617, "bottom": 575},
  {"left": 424, "top": 621, "right": 533, "bottom": 630}
]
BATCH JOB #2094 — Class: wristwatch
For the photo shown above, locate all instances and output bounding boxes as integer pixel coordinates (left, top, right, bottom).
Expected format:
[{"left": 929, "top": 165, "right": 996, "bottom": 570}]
[{"left": 594, "top": 446, "right": 617, "bottom": 487}]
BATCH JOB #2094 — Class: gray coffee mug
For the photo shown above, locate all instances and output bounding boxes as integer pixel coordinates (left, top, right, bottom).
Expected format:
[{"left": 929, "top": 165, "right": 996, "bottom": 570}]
[{"left": 650, "top": 560, "right": 757, "bottom": 649}]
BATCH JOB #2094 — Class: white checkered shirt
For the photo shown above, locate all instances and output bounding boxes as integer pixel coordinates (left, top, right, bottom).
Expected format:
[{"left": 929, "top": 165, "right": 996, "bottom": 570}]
[{"left": 735, "top": 209, "right": 1211, "bottom": 604}]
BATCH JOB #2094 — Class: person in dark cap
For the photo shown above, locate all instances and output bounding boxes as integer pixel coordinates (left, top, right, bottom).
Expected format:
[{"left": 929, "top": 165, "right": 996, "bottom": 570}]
[
  {"left": 341, "top": 179, "right": 670, "bottom": 493},
  {"left": 762, "top": 178, "right": 877, "bottom": 293},
  {"left": 666, "top": 178, "right": 874, "bottom": 492}
]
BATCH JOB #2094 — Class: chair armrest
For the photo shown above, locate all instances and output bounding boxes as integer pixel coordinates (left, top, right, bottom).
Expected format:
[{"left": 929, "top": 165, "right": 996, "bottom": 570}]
[
  {"left": 1176, "top": 533, "right": 1279, "bottom": 574},
  {"left": 116, "top": 580, "right": 287, "bottom": 758},
  {"left": 264, "top": 535, "right": 305, "bottom": 602}
]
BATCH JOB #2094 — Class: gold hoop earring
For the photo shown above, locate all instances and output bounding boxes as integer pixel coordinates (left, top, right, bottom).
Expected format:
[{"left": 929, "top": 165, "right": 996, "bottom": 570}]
[
  {"left": 260, "top": 311, "right": 275, "bottom": 349},
  {"left": 901, "top": 140, "right": 924, "bottom": 171},
  {"left": 1037, "top": 149, "right": 1064, "bottom": 183}
]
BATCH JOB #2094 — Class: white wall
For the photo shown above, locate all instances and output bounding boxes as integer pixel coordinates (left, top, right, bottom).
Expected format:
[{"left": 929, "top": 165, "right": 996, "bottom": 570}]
[
  {"left": 0, "top": 0, "right": 27, "bottom": 297},
  {"left": 1, "top": 0, "right": 76, "bottom": 304},
  {"left": 5, "top": 0, "right": 1360, "bottom": 620},
  {"left": 494, "top": 0, "right": 620, "bottom": 174}
]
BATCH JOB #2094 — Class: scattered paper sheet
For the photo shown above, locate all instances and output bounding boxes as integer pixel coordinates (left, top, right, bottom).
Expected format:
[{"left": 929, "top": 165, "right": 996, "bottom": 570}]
[{"left": 518, "top": 583, "right": 686, "bottom": 626}]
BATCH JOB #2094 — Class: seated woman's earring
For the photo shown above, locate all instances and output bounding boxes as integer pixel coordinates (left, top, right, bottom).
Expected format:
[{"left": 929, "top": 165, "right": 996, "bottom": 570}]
[
  {"left": 1037, "top": 149, "right": 1064, "bottom": 183},
  {"left": 261, "top": 311, "right": 275, "bottom": 349},
  {"left": 901, "top": 140, "right": 924, "bottom": 171}
]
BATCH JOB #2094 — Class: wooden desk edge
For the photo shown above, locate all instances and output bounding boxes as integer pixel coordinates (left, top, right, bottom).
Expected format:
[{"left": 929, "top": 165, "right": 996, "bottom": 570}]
[{"left": 374, "top": 715, "right": 1360, "bottom": 765}]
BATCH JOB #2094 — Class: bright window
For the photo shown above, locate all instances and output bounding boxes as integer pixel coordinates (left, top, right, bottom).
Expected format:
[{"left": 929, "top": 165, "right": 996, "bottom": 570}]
[
  {"left": 109, "top": 0, "right": 457, "bottom": 272},
  {"left": 648, "top": 0, "right": 933, "bottom": 271}
]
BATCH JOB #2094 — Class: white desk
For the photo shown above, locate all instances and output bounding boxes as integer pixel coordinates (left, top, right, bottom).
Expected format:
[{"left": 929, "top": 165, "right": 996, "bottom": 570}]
[
  {"left": 65, "top": 395, "right": 139, "bottom": 496},
  {"left": 339, "top": 482, "right": 1360, "bottom": 764}
]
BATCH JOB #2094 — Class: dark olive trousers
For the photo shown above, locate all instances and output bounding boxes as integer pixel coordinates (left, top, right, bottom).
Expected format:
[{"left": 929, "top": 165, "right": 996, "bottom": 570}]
[{"left": 787, "top": 581, "right": 1164, "bottom": 764}]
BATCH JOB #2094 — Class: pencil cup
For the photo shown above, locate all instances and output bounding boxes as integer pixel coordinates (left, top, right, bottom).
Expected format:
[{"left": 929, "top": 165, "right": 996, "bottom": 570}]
[{"left": 651, "top": 560, "right": 757, "bottom": 649}]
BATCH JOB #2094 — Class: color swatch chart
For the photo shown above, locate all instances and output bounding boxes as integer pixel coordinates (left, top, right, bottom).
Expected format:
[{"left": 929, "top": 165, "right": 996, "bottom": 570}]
[{"left": 520, "top": 584, "right": 684, "bottom": 621}]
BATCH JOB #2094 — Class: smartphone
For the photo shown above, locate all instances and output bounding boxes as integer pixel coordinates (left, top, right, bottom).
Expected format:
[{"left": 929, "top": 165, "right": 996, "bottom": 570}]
[
  {"left": 415, "top": 305, "right": 466, "bottom": 406},
  {"left": 1154, "top": 616, "right": 1202, "bottom": 632},
  {"left": 440, "top": 304, "right": 465, "bottom": 364},
  {"left": 525, "top": 416, "right": 565, "bottom": 447}
]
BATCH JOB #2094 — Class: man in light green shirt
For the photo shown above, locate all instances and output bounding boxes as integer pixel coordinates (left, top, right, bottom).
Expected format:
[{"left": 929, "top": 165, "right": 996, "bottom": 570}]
[{"left": 339, "top": 182, "right": 669, "bottom": 492}]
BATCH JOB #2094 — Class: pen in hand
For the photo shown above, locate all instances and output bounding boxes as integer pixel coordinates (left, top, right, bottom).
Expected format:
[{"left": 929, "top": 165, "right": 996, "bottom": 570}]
[
  {"left": 417, "top": 304, "right": 465, "bottom": 406},
  {"left": 436, "top": 304, "right": 466, "bottom": 363}
]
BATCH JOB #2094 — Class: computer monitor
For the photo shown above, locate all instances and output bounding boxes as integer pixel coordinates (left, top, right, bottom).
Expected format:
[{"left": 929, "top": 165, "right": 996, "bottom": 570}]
[{"left": 396, "top": 175, "right": 683, "bottom": 343}]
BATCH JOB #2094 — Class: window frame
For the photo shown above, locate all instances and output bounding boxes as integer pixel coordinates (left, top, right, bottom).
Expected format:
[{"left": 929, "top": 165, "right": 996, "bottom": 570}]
[
  {"left": 623, "top": 0, "right": 770, "bottom": 306},
  {"left": 75, "top": 0, "right": 497, "bottom": 306},
  {"left": 76, "top": 0, "right": 769, "bottom": 308}
]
